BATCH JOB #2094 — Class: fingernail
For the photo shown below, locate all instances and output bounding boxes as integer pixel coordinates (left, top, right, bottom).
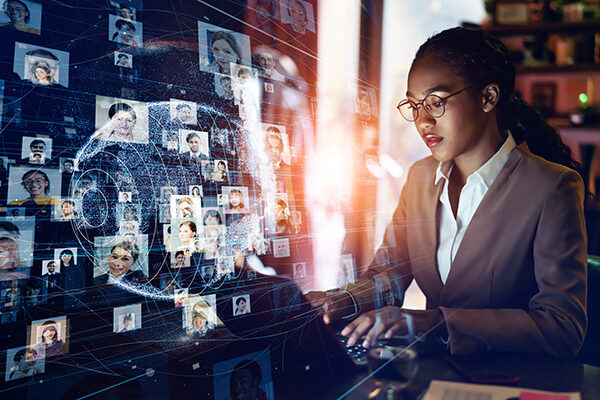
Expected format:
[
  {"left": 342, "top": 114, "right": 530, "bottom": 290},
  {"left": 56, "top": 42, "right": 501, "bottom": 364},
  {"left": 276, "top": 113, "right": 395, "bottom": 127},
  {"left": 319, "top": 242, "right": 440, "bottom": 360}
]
[
  {"left": 362, "top": 340, "right": 369, "bottom": 348},
  {"left": 341, "top": 328, "right": 348, "bottom": 336},
  {"left": 323, "top": 315, "right": 330, "bottom": 324},
  {"left": 385, "top": 332, "right": 391, "bottom": 339},
  {"left": 347, "top": 337, "right": 354, "bottom": 346}
]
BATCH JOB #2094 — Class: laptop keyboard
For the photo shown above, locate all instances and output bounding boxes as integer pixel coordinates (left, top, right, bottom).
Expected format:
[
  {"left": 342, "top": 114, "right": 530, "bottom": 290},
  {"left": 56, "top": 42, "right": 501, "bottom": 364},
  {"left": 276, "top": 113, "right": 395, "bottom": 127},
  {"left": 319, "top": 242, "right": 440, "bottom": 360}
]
[{"left": 336, "top": 334, "right": 369, "bottom": 366}]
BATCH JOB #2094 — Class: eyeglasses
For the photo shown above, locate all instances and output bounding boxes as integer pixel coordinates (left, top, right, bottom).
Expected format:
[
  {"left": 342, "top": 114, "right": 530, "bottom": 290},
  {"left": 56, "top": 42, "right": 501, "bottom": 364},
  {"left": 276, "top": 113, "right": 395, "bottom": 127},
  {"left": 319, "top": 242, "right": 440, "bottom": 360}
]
[
  {"left": 23, "top": 178, "right": 46, "bottom": 186},
  {"left": 396, "top": 85, "right": 473, "bottom": 122},
  {"left": 7, "top": 6, "right": 27, "bottom": 13}
]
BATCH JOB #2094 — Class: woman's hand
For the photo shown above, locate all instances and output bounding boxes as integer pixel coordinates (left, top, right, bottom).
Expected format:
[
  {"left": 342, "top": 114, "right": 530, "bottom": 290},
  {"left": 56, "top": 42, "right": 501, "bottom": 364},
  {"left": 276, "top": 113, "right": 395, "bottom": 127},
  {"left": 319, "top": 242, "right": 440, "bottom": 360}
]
[
  {"left": 341, "top": 307, "right": 446, "bottom": 348},
  {"left": 305, "top": 291, "right": 356, "bottom": 324}
]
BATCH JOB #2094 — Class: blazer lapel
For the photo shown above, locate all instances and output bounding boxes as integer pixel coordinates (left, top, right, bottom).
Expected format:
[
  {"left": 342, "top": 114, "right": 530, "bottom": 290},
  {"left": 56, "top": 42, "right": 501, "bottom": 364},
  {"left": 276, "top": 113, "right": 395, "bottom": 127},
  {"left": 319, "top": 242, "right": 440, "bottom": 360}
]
[{"left": 442, "top": 144, "right": 526, "bottom": 294}]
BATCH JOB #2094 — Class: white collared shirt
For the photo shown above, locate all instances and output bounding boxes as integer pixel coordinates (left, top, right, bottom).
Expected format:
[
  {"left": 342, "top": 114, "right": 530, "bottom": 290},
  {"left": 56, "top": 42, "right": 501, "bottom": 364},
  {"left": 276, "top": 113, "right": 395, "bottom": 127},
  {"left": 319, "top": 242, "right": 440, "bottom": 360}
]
[
  {"left": 435, "top": 133, "right": 516, "bottom": 284},
  {"left": 107, "top": 274, "right": 122, "bottom": 285}
]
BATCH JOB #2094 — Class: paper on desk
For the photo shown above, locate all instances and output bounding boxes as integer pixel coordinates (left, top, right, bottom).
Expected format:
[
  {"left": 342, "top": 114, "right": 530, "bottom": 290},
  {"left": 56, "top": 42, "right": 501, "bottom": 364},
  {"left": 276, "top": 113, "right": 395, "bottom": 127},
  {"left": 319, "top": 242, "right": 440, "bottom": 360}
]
[{"left": 423, "top": 380, "right": 581, "bottom": 400}]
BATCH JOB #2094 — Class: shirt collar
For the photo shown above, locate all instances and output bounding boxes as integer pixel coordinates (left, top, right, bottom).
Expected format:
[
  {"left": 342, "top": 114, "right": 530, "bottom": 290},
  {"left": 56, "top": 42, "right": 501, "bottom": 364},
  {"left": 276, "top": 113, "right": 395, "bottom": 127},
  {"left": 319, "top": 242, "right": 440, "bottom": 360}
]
[{"left": 434, "top": 131, "right": 516, "bottom": 187}]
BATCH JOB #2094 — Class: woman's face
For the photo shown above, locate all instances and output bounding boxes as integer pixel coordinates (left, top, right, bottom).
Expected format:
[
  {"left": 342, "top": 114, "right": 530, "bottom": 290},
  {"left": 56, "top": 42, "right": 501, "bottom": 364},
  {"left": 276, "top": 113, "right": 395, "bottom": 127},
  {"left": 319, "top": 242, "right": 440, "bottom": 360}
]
[
  {"left": 112, "top": 110, "right": 136, "bottom": 137},
  {"left": 204, "top": 215, "right": 219, "bottom": 225},
  {"left": 42, "top": 328, "right": 56, "bottom": 344},
  {"left": 119, "top": 7, "right": 133, "bottom": 19},
  {"left": 275, "top": 202, "right": 287, "bottom": 220},
  {"left": 193, "top": 315, "right": 206, "bottom": 329},
  {"left": 0, "top": 244, "right": 11, "bottom": 269},
  {"left": 237, "top": 299, "right": 247, "bottom": 312},
  {"left": 212, "top": 38, "right": 238, "bottom": 71},
  {"left": 60, "top": 252, "right": 72, "bottom": 264},
  {"left": 291, "top": 1, "right": 308, "bottom": 27},
  {"left": 229, "top": 192, "right": 241, "bottom": 207},
  {"left": 206, "top": 227, "right": 219, "bottom": 242},
  {"left": 35, "top": 67, "right": 50, "bottom": 82},
  {"left": 108, "top": 246, "right": 135, "bottom": 277},
  {"left": 6, "top": 1, "right": 28, "bottom": 23},
  {"left": 266, "top": 136, "right": 283, "bottom": 163},
  {"left": 179, "top": 224, "right": 194, "bottom": 242},
  {"left": 23, "top": 172, "right": 48, "bottom": 198},
  {"left": 61, "top": 202, "right": 72, "bottom": 216},
  {"left": 176, "top": 253, "right": 185, "bottom": 264},
  {"left": 406, "top": 54, "right": 485, "bottom": 164}
]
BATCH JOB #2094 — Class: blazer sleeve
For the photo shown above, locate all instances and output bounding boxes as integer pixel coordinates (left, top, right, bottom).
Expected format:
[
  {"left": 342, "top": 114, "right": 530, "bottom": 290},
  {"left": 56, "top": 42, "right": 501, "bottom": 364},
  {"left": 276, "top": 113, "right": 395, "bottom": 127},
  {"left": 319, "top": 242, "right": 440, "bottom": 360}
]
[
  {"left": 346, "top": 166, "right": 415, "bottom": 313},
  {"left": 440, "top": 170, "right": 588, "bottom": 356}
]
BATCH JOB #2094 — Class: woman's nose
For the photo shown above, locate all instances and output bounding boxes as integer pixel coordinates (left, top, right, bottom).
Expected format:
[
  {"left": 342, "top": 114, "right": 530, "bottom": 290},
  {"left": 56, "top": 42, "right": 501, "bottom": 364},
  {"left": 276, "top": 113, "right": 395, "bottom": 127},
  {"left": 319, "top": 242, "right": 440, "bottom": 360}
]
[{"left": 416, "top": 109, "right": 435, "bottom": 131}]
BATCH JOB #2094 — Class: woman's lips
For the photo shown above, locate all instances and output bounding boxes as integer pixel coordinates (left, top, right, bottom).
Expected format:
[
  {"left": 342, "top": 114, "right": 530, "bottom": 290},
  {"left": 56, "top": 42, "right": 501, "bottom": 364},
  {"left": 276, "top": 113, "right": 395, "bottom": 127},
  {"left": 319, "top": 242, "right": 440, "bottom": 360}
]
[{"left": 423, "top": 134, "right": 443, "bottom": 148}]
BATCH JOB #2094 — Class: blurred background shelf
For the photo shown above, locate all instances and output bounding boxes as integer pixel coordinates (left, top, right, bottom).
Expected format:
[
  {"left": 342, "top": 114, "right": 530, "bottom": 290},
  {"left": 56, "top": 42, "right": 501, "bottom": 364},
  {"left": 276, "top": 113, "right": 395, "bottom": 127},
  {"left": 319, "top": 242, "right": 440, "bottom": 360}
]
[
  {"left": 463, "top": 20, "right": 600, "bottom": 35},
  {"left": 516, "top": 64, "right": 600, "bottom": 73}
]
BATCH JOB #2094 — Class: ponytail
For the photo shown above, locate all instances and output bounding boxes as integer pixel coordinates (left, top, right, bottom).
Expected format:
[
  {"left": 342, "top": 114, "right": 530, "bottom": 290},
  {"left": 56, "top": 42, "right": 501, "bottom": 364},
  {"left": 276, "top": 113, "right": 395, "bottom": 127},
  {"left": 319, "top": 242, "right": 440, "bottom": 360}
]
[{"left": 499, "top": 96, "right": 583, "bottom": 178}]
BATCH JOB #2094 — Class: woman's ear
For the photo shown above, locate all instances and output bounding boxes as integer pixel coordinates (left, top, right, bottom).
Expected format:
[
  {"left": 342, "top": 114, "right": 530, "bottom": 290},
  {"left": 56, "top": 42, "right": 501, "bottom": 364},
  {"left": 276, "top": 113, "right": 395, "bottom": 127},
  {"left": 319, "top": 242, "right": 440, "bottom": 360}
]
[{"left": 481, "top": 83, "right": 500, "bottom": 112}]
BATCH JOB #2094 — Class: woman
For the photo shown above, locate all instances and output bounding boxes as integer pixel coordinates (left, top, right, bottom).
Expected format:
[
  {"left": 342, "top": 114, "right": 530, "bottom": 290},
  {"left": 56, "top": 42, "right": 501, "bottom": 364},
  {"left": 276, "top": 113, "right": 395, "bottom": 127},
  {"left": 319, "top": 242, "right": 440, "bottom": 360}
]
[
  {"left": 178, "top": 221, "right": 197, "bottom": 249},
  {"left": 94, "top": 241, "right": 145, "bottom": 286},
  {"left": 215, "top": 160, "right": 228, "bottom": 183},
  {"left": 30, "top": 60, "right": 56, "bottom": 85},
  {"left": 38, "top": 321, "right": 64, "bottom": 357},
  {"left": 208, "top": 31, "right": 242, "bottom": 75},
  {"left": 290, "top": 0, "right": 309, "bottom": 35},
  {"left": 226, "top": 189, "right": 249, "bottom": 214},
  {"left": 106, "top": 102, "right": 137, "bottom": 142},
  {"left": 0, "top": 0, "right": 40, "bottom": 34},
  {"left": 176, "top": 197, "right": 195, "bottom": 218},
  {"left": 189, "top": 303, "right": 214, "bottom": 336},
  {"left": 208, "top": 31, "right": 243, "bottom": 98},
  {"left": 9, "top": 170, "right": 58, "bottom": 206},
  {"left": 58, "top": 200, "right": 77, "bottom": 219},
  {"left": 58, "top": 249, "right": 74, "bottom": 269},
  {"left": 117, "top": 4, "right": 134, "bottom": 20},
  {"left": 274, "top": 197, "right": 296, "bottom": 235},
  {"left": 234, "top": 296, "right": 250, "bottom": 316},
  {"left": 314, "top": 27, "right": 587, "bottom": 357},
  {"left": 112, "top": 18, "right": 138, "bottom": 46},
  {"left": 24, "top": 49, "right": 59, "bottom": 84},
  {"left": 174, "top": 289, "right": 187, "bottom": 307},
  {"left": 204, "top": 226, "right": 223, "bottom": 259},
  {"left": 171, "top": 250, "right": 186, "bottom": 269},
  {"left": 0, "top": 237, "right": 28, "bottom": 281},
  {"left": 203, "top": 209, "right": 222, "bottom": 226}
]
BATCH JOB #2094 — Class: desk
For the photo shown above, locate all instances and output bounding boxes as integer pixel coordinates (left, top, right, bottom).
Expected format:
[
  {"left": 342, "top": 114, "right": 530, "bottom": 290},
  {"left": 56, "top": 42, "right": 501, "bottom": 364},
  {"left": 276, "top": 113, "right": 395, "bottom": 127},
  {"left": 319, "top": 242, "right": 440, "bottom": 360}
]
[{"left": 326, "top": 352, "right": 600, "bottom": 400}]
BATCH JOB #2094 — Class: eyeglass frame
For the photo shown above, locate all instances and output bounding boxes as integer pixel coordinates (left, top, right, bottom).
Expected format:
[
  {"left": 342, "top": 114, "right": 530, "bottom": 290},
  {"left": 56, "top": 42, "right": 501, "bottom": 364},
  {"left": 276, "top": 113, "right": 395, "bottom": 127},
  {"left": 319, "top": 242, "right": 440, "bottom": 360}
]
[
  {"left": 22, "top": 178, "right": 47, "bottom": 186},
  {"left": 396, "top": 85, "right": 474, "bottom": 122}
]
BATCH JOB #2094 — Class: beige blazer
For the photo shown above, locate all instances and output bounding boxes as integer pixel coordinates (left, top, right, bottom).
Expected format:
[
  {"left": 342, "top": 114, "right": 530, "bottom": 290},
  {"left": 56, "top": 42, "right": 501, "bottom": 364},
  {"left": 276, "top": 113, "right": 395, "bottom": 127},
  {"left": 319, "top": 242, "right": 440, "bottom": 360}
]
[{"left": 349, "top": 142, "right": 587, "bottom": 356}]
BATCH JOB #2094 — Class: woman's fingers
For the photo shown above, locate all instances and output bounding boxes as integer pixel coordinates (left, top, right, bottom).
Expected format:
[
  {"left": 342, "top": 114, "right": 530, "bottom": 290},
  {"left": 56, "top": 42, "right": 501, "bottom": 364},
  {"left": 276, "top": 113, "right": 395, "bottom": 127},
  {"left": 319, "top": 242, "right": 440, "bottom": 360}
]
[
  {"left": 363, "top": 314, "right": 389, "bottom": 348},
  {"left": 344, "top": 313, "right": 377, "bottom": 346},
  {"left": 384, "top": 320, "right": 406, "bottom": 339}
]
